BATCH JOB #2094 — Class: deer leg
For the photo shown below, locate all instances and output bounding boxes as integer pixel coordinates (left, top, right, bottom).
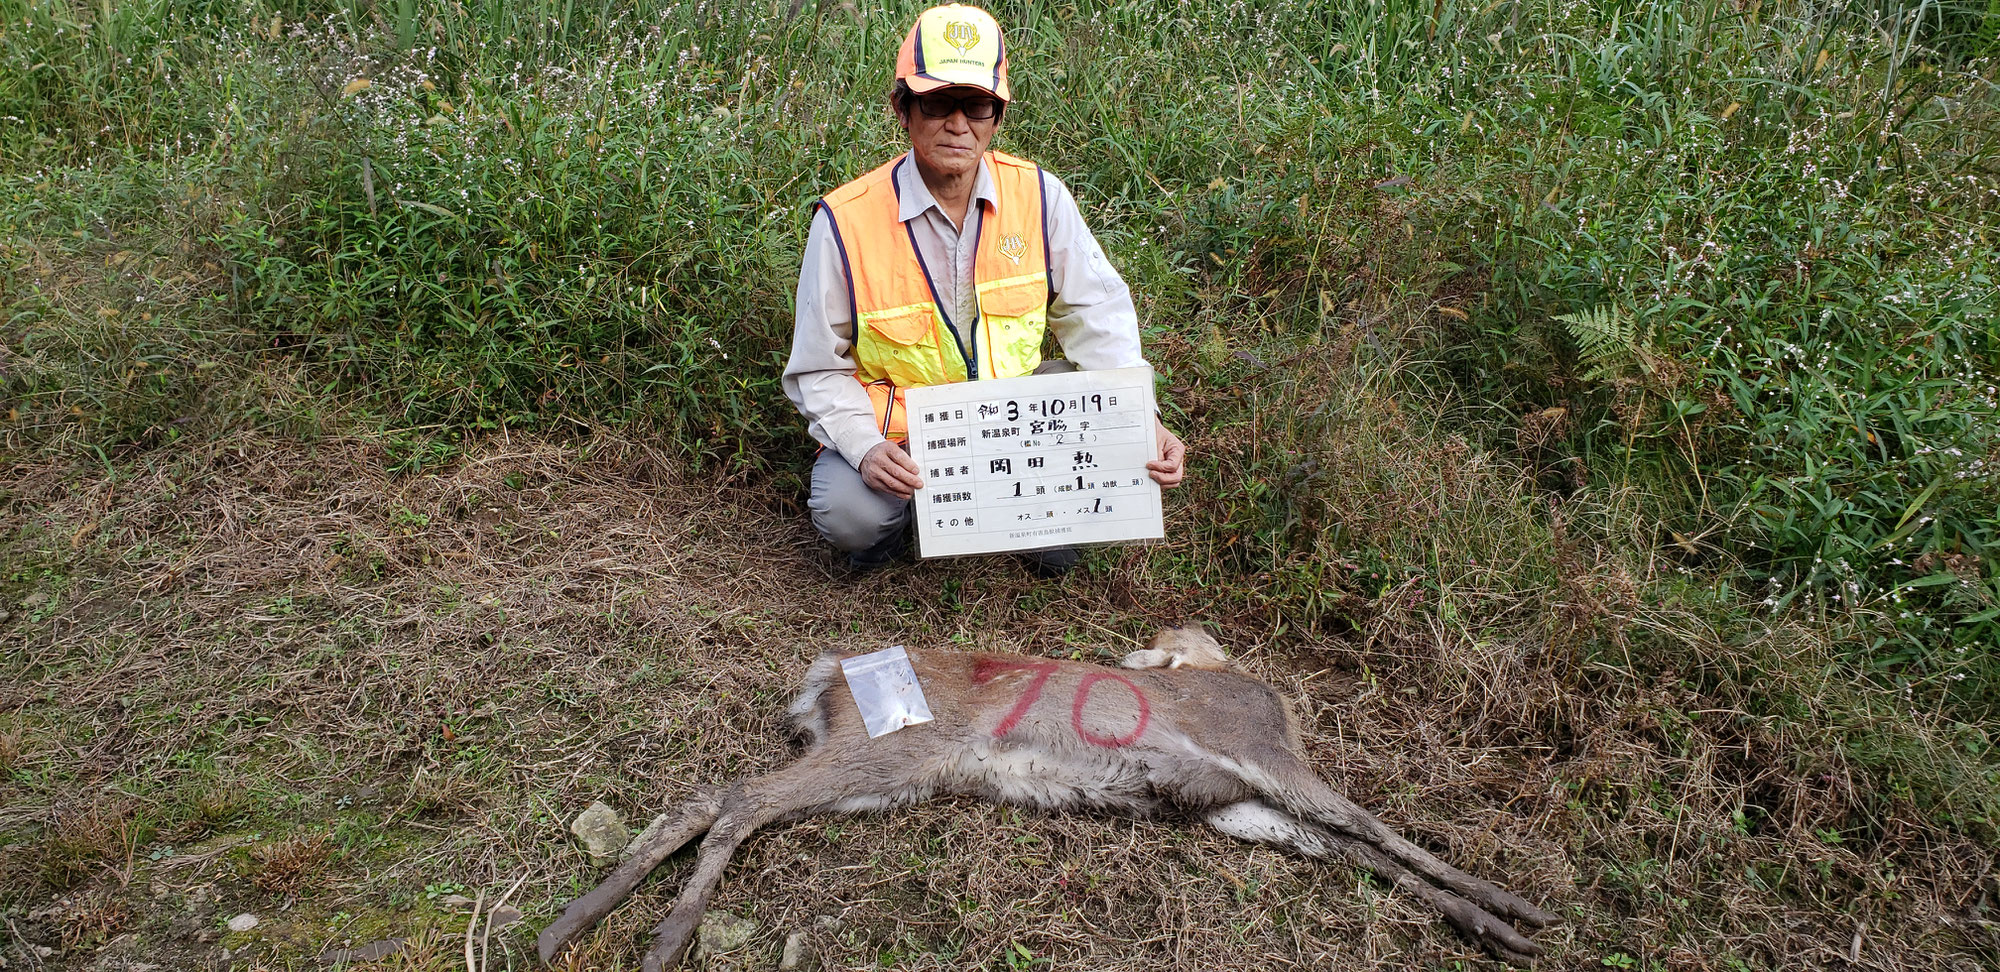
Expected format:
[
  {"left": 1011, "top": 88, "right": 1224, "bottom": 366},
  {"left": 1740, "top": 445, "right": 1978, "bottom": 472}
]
[
  {"left": 1243, "top": 752, "right": 1556, "bottom": 930},
  {"left": 1205, "top": 801, "right": 1545, "bottom": 964},
  {"left": 538, "top": 787, "right": 726, "bottom": 964},
  {"left": 640, "top": 757, "right": 913, "bottom": 972}
]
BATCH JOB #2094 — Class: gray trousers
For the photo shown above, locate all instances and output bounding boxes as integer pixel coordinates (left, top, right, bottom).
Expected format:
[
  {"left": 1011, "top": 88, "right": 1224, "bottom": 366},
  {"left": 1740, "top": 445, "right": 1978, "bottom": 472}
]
[{"left": 809, "top": 360, "right": 1078, "bottom": 552}]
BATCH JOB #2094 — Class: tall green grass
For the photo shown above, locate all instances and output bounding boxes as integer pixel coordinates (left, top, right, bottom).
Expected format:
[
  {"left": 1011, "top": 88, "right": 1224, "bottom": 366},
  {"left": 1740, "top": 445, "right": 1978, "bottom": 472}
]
[{"left": 2, "top": 0, "right": 1996, "bottom": 805}]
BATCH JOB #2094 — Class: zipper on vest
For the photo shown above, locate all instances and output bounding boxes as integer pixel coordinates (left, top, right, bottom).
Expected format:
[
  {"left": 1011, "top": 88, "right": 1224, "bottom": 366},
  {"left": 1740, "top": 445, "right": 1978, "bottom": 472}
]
[
  {"left": 967, "top": 208, "right": 987, "bottom": 380},
  {"left": 904, "top": 220, "right": 977, "bottom": 381}
]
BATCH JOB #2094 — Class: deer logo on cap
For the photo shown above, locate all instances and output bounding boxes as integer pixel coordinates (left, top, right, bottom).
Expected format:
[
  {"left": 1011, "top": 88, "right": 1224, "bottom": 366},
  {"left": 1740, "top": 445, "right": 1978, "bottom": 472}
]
[{"left": 942, "top": 20, "right": 980, "bottom": 53}]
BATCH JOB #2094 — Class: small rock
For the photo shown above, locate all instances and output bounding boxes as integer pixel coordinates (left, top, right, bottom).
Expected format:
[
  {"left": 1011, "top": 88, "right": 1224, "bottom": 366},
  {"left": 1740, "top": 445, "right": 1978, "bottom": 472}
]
[
  {"left": 696, "top": 911, "right": 758, "bottom": 957},
  {"left": 19, "top": 593, "right": 48, "bottom": 609},
  {"left": 569, "top": 801, "right": 629, "bottom": 861},
  {"left": 226, "top": 913, "right": 259, "bottom": 932},
  {"left": 812, "top": 914, "right": 842, "bottom": 931},
  {"left": 318, "top": 938, "right": 404, "bottom": 965},
  {"left": 486, "top": 905, "right": 523, "bottom": 931},
  {"left": 779, "top": 930, "right": 811, "bottom": 970},
  {"left": 439, "top": 894, "right": 477, "bottom": 912},
  {"left": 0, "top": 608, "right": 12, "bottom": 624}
]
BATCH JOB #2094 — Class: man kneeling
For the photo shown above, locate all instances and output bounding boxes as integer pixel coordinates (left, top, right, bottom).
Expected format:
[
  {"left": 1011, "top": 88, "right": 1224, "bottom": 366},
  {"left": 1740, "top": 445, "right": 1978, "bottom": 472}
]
[{"left": 782, "top": 3, "right": 1187, "bottom": 574}]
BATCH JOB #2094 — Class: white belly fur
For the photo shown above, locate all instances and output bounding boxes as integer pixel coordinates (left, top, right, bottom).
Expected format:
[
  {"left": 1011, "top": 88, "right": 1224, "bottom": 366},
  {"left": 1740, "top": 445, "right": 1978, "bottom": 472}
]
[{"left": 944, "top": 741, "right": 1157, "bottom": 813}]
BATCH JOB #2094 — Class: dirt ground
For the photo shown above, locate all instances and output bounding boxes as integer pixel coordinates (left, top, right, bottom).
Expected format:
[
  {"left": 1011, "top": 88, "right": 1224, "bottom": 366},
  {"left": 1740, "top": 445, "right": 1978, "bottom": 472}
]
[{"left": 1, "top": 430, "right": 1995, "bottom": 971}]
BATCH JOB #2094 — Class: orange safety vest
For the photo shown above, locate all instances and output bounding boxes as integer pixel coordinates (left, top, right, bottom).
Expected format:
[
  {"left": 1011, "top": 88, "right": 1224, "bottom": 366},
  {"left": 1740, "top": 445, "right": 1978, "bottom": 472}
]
[{"left": 818, "top": 150, "right": 1050, "bottom": 442}]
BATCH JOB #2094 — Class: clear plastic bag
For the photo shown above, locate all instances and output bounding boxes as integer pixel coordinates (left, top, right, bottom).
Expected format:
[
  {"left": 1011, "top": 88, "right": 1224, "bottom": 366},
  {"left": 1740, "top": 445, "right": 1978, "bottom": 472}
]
[{"left": 839, "top": 646, "right": 935, "bottom": 738}]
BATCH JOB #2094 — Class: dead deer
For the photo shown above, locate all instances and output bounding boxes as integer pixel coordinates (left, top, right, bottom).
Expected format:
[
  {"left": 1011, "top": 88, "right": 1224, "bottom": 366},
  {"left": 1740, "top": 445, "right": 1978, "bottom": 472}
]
[{"left": 538, "top": 626, "right": 1555, "bottom": 970}]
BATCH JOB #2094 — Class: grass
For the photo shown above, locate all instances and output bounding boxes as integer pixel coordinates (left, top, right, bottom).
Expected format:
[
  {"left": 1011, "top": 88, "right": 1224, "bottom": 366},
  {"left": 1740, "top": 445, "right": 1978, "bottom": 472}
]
[
  {"left": 10, "top": 0, "right": 1993, "bottom": 652},
  {"left": 2, "top": 0, "right": 1998, "bottom": 969}
]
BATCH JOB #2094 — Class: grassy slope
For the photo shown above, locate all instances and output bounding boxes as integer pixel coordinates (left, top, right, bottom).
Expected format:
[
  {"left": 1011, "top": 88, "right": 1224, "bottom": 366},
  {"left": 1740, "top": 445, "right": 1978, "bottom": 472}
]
[{"left": 2, "top": 0, "right": 1999, "bottom": 969}]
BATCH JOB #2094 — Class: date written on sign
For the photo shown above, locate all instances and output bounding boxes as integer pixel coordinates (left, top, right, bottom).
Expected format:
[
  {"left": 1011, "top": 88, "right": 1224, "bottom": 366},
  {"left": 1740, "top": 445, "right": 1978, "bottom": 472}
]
[{"left": 907, "top": 367, "right": 1164, "bottom": 558}]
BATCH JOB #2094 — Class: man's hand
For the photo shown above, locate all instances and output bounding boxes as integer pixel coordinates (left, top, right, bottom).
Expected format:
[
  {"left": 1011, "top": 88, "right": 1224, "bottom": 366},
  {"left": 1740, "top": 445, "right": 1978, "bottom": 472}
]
[
  {"left": 860, "top": 440, "right": 925, "bottom": 499},
  {"left": 1148, "top": 419, "right": 1187, "bottom": 488}
]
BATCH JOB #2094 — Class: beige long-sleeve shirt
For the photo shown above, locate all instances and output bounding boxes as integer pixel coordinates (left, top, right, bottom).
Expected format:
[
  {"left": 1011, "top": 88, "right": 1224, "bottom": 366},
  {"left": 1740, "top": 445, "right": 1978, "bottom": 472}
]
[{"left": 782, "top": 152, "right": 1148, "bottom": 467}]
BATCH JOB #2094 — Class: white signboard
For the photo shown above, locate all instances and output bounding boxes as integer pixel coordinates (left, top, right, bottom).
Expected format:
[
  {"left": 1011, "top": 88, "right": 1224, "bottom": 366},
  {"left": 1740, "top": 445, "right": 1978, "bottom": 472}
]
[{"left": 905, "top": 366, "right": 1164, "bottom": 558}]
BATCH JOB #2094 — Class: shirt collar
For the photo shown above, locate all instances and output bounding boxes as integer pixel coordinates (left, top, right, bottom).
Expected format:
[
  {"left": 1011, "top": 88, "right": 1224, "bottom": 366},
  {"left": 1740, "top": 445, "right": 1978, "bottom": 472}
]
[{"left": 894, "top": 151, "right": 1000, "bottom": 224}]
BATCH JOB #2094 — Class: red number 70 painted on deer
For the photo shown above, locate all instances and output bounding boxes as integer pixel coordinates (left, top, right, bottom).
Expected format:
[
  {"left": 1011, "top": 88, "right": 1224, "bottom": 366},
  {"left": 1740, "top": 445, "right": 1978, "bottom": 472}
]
[{"left": 972, "top": 658, "right": 1151, "bottom": 748}]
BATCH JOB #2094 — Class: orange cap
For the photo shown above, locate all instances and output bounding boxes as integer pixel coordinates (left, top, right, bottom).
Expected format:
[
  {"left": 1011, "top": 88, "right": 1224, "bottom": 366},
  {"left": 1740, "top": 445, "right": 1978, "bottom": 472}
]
[{"left": 896, "top": 4, "right": 1011, "bottom": 102}]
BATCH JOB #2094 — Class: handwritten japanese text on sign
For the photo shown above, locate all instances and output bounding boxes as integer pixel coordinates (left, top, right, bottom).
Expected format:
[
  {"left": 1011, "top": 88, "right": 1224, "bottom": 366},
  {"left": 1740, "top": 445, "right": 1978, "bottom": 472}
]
[{"left": 906, "top": 367, "right": 1164, "bottom": 558}]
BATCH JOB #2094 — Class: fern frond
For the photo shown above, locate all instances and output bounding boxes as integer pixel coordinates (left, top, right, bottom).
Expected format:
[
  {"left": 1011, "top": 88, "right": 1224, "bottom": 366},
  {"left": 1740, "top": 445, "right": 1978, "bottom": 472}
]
[
  {"left": 1554, "top": 304, "right": 1655, "bottom": 381},
  {"left": 1554, "top": 304, "right": 1636, "bottom": 365}
]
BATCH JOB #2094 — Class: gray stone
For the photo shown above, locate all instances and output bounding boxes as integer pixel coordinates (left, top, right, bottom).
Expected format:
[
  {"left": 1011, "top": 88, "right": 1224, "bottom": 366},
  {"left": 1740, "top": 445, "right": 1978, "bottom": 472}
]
[
  {"left": 317, "top": 938, "right": 404, "bottom": 965},
  {"left": 568, "top": 801, "right": 629, "bottom": 861},
  {"left": 19, "top": 593, "right": 48, "bottom": 609},
  {"left": 226, "top": 913, "right": 258, "bottom": 932},
  {"left": 779, "top": 930, "right": 811, "bottom": 970},
  {"left": 486, "top": 905, "right": 523, "bottom": 931},
  {"left": 696, "top": 910, "right": 757, "bottom": 957}
]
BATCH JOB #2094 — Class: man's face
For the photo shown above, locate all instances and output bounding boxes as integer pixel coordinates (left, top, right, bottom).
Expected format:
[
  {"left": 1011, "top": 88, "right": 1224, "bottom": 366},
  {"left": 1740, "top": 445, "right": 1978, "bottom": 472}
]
[{"left": 901, "top": 87, "right": 1002, "bottom": 181}]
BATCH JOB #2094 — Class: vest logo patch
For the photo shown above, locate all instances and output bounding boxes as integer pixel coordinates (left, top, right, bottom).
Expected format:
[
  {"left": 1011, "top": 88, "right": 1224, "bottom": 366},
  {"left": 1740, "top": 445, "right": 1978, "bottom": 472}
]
[
  {"left": 997, "top": 233, "right": 1026, "bottom": 266},
  {"left": 943, "top": 21, "right": 981, "bottom": 53}
]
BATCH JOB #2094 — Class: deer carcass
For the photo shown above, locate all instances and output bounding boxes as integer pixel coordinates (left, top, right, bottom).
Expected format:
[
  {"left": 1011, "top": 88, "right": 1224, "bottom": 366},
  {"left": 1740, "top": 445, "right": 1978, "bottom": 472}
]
[{"left": 538, "top": 627, "right": 1554, "bottom": 969}]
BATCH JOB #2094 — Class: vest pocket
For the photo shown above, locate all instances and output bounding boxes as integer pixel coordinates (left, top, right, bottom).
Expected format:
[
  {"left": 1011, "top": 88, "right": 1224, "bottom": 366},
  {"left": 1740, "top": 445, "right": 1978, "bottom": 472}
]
[
  {"left": 977, "top": 278, "right": 1049, "bottom": 379},
  {"left": 978, "top": 277, "right": 1046, "bottom": 317},
  {"left": 858, "top": 307, "right": 947, "bottom": 387}
]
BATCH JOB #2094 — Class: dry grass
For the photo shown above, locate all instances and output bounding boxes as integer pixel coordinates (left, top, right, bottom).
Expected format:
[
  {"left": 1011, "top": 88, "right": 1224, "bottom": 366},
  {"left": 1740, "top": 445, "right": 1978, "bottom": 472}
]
[
  {"left": 0, "top": 427, "right": 1995, "bottom": 971},
  {"left": 51, "top": 889, "right": 132, "bottom": 952},
  {"left": 34, "top": 800, "right": 141, "bottom": 893},
  {"left": 0, "top": 725, "right": 20, "bottom": 775},
  {"left": 253, "top": 833, "right": 334, "bottom": 896}
]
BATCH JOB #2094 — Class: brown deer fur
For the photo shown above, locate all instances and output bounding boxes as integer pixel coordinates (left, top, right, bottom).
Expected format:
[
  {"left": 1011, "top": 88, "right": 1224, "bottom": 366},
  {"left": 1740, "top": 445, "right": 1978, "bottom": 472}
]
[{"left": 538, "top": 626, "right": 1555, "bottom": 970}]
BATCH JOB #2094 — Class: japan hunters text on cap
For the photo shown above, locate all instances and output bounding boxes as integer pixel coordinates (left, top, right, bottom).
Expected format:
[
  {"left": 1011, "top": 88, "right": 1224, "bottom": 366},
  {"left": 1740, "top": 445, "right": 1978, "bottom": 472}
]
[{"left": 896, "top": 4, "right": 1012, "bottom": 102}]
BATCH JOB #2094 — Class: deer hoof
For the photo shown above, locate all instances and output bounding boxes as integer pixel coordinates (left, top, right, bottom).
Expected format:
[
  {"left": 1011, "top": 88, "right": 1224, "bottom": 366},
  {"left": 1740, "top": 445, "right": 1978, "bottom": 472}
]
[
  {"left": 1437, "top": 895, "right": 1543, "bottom": 965},
  {"left": 641, "top": 910, "right": 701, "bottom": 972}
]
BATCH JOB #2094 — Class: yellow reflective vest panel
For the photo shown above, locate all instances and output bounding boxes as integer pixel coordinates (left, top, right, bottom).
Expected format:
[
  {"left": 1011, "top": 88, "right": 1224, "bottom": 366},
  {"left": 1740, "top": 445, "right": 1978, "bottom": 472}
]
[{"left": 818, "top": 151, "right": 1050, "bottom": 441}]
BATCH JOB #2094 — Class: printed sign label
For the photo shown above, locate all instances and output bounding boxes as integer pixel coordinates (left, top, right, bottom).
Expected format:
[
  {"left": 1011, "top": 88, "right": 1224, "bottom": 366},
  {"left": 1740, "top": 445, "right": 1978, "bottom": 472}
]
[{"left": 907, "top": 367, "right": 1165, "bottom": 558}]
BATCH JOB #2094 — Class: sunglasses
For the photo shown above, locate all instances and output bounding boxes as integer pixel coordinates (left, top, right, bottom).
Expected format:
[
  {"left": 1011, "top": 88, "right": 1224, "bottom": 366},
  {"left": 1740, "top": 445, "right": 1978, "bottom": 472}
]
[{"left": 913, "top": 92, "right": 1002, "bottom": 121}]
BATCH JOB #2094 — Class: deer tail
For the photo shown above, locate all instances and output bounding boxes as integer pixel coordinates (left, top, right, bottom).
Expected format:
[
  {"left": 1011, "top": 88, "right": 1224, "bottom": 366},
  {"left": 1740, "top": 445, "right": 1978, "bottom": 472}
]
[{"left": 784, "top": 651, "right": 844, "bottom": 746}]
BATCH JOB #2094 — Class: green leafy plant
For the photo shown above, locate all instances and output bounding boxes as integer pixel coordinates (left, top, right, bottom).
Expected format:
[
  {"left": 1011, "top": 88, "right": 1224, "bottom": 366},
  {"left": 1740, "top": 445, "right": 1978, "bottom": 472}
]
[{"left": 1556, "top": 304, "right": 1657, "bottom": 383}]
